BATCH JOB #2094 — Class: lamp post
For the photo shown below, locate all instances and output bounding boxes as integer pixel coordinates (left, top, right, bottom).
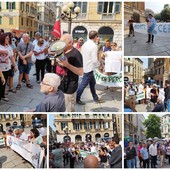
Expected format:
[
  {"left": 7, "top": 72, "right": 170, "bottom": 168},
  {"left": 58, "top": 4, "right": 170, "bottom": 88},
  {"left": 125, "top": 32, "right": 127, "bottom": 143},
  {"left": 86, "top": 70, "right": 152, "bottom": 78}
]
[
  {"left": 63, "top": 126, "right": 71, "bottom": 146},
  {"left": 61, "top": 2, "right": 81, "bottom": 34}
]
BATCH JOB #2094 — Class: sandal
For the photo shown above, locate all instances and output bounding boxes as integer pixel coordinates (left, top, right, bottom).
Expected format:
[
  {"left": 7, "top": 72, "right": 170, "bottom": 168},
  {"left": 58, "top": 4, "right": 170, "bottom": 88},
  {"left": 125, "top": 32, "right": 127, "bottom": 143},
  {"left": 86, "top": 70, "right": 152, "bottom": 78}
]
[
  {"left": 9, "top": 89, "right": 17, "bottom": 93},
  {"left": 16, "top": 84, "right": 21, "bottom": 90},
  {"left": 26, "top": 84, "right": 33, "bottom": 89}
]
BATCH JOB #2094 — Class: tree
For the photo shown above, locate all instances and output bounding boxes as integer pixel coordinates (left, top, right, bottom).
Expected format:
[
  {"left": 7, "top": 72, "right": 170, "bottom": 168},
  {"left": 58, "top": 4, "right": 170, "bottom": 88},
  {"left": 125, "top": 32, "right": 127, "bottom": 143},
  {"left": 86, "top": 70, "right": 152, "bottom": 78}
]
[
  {"left": 154, "top": 13, "right": 161, "bottom": 21},
  {"left": 143, "top": 114, "right": 161, "bottom": 138},
  {"left": 160, "top": 5, "right": 170, "bottom": 22}
]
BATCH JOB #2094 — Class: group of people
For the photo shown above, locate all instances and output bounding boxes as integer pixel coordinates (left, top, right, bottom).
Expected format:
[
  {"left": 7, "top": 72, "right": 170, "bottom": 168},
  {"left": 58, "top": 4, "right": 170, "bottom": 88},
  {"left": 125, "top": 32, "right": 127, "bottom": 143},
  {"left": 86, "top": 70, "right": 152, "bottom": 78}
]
[
  {"left": 124, "top": 139, "right": 170, "bottom": 168},
  {"left": 49, "top": 137, "right": 122, "bottom": 168},
  {"left": 124, "top": 80, "right": 170, "bottom": 112},
  {"left": 128, "top": 13, "right": 156, "bottom": 43},
  {"left": 0, "top": 29, "right": 121, "bottom": 112},
  {"left": 1, "top": 125, "right": 47, "bottom": 167}
]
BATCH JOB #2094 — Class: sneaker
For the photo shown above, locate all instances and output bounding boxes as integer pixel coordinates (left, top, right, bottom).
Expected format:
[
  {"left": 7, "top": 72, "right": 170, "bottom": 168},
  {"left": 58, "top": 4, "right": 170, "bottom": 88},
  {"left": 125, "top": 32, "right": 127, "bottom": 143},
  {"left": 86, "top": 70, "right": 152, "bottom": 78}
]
[
  {"left": 94, "top": 98, "right": 105, "bottom": 103},
  {"left": 76, "top": 100, "right": 86, "bottom": 105},
  {"left": 2, "top": 97, "right": 9, "bottom": 102}
]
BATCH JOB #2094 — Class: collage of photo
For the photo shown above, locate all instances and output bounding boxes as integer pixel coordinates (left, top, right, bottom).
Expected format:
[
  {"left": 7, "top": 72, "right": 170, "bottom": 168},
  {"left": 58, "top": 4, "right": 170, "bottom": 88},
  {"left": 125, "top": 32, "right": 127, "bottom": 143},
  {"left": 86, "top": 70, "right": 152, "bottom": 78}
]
[{"left": 0, "top": 0, "right": 170, "bottom": 169}]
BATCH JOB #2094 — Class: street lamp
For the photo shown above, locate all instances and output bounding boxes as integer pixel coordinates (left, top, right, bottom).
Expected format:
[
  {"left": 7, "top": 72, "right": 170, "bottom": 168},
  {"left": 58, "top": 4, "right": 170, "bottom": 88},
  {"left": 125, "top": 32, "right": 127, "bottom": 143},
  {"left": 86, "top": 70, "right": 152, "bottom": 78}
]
[
  {"left": 61, "top": 2, "right": 81, "bottom": 34},
  {"left": 63, "top": 126, "right": 71, "bottom": 145}
]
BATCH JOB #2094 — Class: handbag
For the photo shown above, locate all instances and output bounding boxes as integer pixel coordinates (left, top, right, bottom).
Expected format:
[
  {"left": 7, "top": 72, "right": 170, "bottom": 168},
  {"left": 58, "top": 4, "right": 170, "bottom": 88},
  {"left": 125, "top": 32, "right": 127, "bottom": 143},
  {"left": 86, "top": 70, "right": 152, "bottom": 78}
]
[{"left": 31, "top": 54, "right": 36, "bottom": 64}]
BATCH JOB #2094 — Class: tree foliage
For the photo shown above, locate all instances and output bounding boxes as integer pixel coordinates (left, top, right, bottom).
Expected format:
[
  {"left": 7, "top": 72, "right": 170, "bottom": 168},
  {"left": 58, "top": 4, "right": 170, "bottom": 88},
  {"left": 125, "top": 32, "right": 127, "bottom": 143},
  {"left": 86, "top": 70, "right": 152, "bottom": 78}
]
[
  {"left": 143, "top": 114, "right": 161, "bottom": 138},
  {"left": 160, "top": 5, "right": 170, "bottom": 21}
]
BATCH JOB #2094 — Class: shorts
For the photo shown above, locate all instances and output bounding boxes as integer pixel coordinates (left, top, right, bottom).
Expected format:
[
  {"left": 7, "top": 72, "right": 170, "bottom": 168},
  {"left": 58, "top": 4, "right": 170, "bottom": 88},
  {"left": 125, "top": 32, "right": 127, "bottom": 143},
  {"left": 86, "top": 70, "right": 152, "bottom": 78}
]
[
  {"left": 8, "top": 65, "right": 15, "bottom": 77},
  {"left": 18, "top": 62, "right": 32, "bottom": 74}
]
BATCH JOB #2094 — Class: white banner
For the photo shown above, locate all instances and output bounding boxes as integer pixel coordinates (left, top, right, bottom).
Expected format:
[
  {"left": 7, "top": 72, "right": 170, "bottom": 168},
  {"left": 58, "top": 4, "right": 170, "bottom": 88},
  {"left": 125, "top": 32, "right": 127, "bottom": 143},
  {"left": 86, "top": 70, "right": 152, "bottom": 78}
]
[
  {"left": 7, "top": 135, "right": 44, "bottom": 168},
  {"left": 94, "top": 69, "right": 122, "bottom": 87},
  {"left": 79, "top": 149, "right": 98, "bottom": 158},
  {"left": 0, "top": 136, "right": 5, "bottom": 146},
  {"left": 133, "top": 23, "right": 170, "bottom": 37},
  {"left": 136, "top": 92, "right": 145, "bottom": 101},
  {"left": 105, "top": 51, "right": 122, "bottom": 73}
]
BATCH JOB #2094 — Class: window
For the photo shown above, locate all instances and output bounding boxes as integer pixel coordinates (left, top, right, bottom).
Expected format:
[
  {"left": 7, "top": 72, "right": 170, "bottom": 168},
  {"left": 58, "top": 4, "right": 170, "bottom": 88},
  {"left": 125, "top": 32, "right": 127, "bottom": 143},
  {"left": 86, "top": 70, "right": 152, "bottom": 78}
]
[
  {"left": 98, "top": 2, "right": 120, "bottom": 14},
  {"left": 84, "top": 122, "right": 92, "bottom": 129},
  {"left": 6, "top": 2, "right": 15, "bottom": 9},
  {"left": 0, "top": 2, "right": 1, "bottom": 10},
  {"left": 73, "top": 2, "right": 87, "bottom": 13},
  {"left": 9, "top": 17, "right": 13, "bottom": 25},
  {"left": 21, "top": 18, "right": 23, "bottom": 25},
  {"left": 0, "top": 115, "right": 2, "bottom": 119},
  {"left": 12, "top": 114, "right": 16, "bottom": 118},
  {"left": 5, "top": 114, "right": 10, "bottom": 119},
  {"left": 73, "top": 122, "right": 82, "bottom": 130},
  {"left": 27, "top": 19, "right": 29, "bottom": 26},
  {"left": 20, "top": 2, "right": 24, "bottom": 11},
  {"left": 61, "top": 122, "right": 68, "bottom": 130},
  {"left": 26, "top": 4, "right": 29, "bottom": 12},
  {"left": 0, "top": 16, "right": 2, "bottom": 25},
  {"left": 103, "top": 122, "right": 109, "bottom": 129}
]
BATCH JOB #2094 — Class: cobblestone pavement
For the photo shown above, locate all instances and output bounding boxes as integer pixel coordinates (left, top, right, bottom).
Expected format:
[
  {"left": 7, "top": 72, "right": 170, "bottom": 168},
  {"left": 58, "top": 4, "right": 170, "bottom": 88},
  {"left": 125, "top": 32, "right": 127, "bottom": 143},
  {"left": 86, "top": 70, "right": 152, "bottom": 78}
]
[
  {"left": 124, "top": 32, "right": 170, "bottom": 56},
  {"left": 0, "top": 66, "right": 122, "bottom": 112}
]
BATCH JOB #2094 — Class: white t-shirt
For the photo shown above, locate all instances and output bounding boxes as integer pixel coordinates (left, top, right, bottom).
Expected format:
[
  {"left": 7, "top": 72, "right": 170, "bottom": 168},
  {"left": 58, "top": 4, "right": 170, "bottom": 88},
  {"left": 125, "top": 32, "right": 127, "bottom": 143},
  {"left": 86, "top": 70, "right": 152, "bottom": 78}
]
[
  {"left": 39, "top": 127, "right": 45, "bottom": 137},
  {"left": 33, "top": 44, "right": 46, "bottom": 60},
  {"left": 20, "top": 132, "right": 28, "bottom": 141},
  {"left": 0, "top": 45, "right": 14, "bottom": 71}
]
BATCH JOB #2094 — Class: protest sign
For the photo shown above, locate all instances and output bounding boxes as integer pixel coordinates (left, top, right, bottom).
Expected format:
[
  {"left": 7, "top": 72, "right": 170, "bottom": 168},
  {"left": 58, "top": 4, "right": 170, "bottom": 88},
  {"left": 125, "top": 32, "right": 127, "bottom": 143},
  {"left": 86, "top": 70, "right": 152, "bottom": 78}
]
[
  {"left": 105, "top": 51, "right": 122, "bottom": 73},
  {"left": 133, "top": 23, "right": 170, "bottom": 37},
  {"left": 79, "top": 149, "right": 98, "bottom": 158},
  {"left": 0, "top": 136, "right": 5, "bottom": 146},
  {"left": 6, "top": 135, "right": 44, "bottom": 168},
  {"left": 136, "top": 92, "right": 145, "bottom": 101},
  {"left": 94, "top": 69, "right": 122, "bottom": 87}
]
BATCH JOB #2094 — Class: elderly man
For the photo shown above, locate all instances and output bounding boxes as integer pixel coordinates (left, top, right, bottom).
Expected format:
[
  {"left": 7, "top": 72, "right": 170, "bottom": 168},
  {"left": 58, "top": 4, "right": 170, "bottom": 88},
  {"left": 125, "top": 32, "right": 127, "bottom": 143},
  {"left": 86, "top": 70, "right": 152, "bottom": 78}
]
[
  {"left": 16, "top": 33, "right": 34, "bottom": 90},
  {"left": 19, "top": 128, "right": 28, "bottom": 141},
  {"left": 84, "top": 155, "right": 99, "bottom": 168},
  {"left": 31, "top": 73, "right": 65, "bottom": 112},
  {"left": 56, "top": 34, "right": 83, "bottom": 112}
]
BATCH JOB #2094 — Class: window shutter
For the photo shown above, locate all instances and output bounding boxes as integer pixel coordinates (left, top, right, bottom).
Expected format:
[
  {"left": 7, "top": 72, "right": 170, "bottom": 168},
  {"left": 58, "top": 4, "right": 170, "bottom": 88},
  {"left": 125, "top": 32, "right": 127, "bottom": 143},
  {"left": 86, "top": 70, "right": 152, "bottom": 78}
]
[
  {"left": 6, "top": 2, "right": 9, "bottom": 9},
  {"left": 13, "top": 2, "right": 16, "bottom": 9}
]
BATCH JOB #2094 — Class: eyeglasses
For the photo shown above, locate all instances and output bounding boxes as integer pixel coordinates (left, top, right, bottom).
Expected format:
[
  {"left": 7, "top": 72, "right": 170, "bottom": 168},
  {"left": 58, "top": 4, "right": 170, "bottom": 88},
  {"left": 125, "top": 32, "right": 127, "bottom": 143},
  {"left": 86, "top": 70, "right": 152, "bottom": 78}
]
[
  {"left": 111, "top": 45, "right": 116, "bottom": 47},
  {"left": 41, "top": 81, "right": 51, "bottom": 86}
]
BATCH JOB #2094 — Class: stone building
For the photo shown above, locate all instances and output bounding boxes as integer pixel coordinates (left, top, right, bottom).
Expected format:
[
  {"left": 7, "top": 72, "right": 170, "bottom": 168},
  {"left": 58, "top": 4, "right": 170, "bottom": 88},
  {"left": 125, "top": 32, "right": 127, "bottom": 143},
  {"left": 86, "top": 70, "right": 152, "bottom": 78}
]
[
  {"left": 58, "top": 2, "right": 122, "bottom": 45},
  {"left": 54, "top": 114, "right": 122, "bottom": 143},
  {"left": 49, "top": 126, "right": 57, "bottom": 142},
  {"left": 0, "top": 114, "right": 21, "bottom": 132},
  {"left": 124, "top": 2, "right": 145, "bottom": 35},
  {"left": 124, "top": 58, "right": 133, "bottom": 82},
  {"left": 23, "top": 114, "right": 33, "bottom": 127},
  {"left": 133, "top": 58, "right": 144, "bottom": 84},
  {"left": 161, "top": 114, "right": 170, "bottom": 138}
]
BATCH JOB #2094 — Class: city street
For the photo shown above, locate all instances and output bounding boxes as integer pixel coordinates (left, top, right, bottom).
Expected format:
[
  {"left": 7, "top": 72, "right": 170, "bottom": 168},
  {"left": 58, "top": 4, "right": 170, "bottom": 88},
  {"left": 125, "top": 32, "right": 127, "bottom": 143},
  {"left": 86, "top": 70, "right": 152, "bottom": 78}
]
[
  {"left": 124, "top": 32, "right": 170, "bottom": 56},
  {"left": 0, "top": 145, "right": 33, "bottom": 168},
  {"left": 0, "top": 66, "right": 122, "bottom": 112}
]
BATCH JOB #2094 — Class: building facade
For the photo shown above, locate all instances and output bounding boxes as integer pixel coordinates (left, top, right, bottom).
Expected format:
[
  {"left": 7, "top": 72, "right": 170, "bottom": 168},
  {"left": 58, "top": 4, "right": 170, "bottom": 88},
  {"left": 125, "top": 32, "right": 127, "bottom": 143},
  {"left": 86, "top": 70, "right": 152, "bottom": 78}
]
[
  {"left": 37, "top": 2, "right": 56, "bottom": 36},
  {"left": 54, "top": 114, "right": 121, "bottom": 143},
  {"left": 153, "top": 58, "right": 164, "bottom": 87},
  {"left": 124, "top": 114, "right": 146, "bottom": 144},
  {"left": 0, "top": 114, "right": 21, "bottom": 132},
  {"left": 58, "top": 2, "right": 122, "bottom": 45},
  {"left": 49, "top": 126, "right": 57, "bottom": 142},
  {"left": 133, "top": 58, "right": 144, "bottom": 84},
  {"left": 23, "top": 114, "right": 33, "bottom": 127},
  {"left": 124, "top": 2, "right": 145, "bottom": 35},
  {"left": 161, "top": 114, "right": 170, "bottom": 138},
  {"left": 0, "top": 2, "right": 39, "bottom": 37},
  {"left": 124, "top": 58, "right": 133, "bottom": 82}
]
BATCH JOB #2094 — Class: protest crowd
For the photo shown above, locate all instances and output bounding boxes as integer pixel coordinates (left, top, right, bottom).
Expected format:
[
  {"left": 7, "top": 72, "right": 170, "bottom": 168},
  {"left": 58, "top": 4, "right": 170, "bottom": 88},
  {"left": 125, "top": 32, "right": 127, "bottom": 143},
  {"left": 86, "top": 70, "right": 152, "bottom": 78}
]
[
  {"left": 124, "top": 80, "right": 170, "bottom": 112},
  {"left": 0, "top": 124, "right": 47, "bottom": 168},
  {"left": 0, "top": 28, "right": 122, "bottom": 112},
  {"left": 124, "top": 138, "right": 170, "bottom": 168},
  {"left": 49, "top": 136, "right": 122, "bottom": 168}
]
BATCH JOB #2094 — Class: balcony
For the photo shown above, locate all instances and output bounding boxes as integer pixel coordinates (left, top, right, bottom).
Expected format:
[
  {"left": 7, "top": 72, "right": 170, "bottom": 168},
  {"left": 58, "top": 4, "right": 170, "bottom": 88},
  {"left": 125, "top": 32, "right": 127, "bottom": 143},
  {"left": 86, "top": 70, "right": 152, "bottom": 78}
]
[
  {"left": 27, "top": 12, "right": 36, "bottom": 18},
  {"left": 124, "top": 59, "right": 133, "bottom": 66},
  {"left": 101, "top": 14, "right": 114, "bottom": 20}
]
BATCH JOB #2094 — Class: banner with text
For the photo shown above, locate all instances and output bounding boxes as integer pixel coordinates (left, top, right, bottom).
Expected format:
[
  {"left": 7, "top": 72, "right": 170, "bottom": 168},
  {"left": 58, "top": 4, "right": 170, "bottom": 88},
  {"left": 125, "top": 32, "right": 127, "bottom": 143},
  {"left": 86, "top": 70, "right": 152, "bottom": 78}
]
[
  {"left": 136, "top": 92, "right": 145, "bottom": 101},
  {"left": 79, "top": 149, "right": 98, "bottom": 158},
  {"left": 6, "top": 135, "right": 44, "bottom": 168},
  {"left": 0, "top": 136, "right": 5, "bottom": 146},
  {"left": 133, "top": 23, "right": 170, "bottom": 37},
  {"left": 94, "top": 69, "right": 122, "bottom": 87}
]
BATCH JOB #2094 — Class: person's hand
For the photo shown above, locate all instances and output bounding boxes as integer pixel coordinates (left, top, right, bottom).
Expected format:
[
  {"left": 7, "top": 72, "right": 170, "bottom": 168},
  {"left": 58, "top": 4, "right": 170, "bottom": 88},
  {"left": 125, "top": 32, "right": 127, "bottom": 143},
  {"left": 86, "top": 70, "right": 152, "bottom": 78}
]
[
  {"left": 23, "top": 59, "right": 27, "bottom": 65},
  {"left": 1, "top": 76, "right": 6, "bottom": 85},
  {"left": 56, "top": 58, "right": 69, "bottom": 68},
  {"left": 14, "top": 66, "right": 18, "bottom": 72}
]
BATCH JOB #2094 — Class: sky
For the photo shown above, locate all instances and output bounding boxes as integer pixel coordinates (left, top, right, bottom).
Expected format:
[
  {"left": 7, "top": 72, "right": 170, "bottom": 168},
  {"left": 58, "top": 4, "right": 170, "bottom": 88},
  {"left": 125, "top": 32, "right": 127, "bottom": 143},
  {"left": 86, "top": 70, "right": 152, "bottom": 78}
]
[
  {"left": 145, "top": 2, "right": 166, "bottom": 13},
  {"left": 140, "top": 58, "right": 148, "bottom": 69},
  {"left": 49, "top": 114, "right": 56, "bottom": 131}
]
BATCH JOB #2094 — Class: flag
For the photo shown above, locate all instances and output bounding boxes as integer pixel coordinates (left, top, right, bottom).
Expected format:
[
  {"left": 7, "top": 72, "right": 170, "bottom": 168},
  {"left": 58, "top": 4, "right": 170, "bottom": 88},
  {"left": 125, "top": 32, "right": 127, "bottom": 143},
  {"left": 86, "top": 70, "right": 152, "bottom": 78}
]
[{"left": 52, "top": 19, "right": 61, "bottom": 38}]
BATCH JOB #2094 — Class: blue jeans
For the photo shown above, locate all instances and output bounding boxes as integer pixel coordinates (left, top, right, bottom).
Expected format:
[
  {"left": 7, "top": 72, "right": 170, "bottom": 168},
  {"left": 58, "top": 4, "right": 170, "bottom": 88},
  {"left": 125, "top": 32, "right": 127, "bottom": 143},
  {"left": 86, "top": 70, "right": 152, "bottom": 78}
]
[
  {"left": 76, "top": 71, "right": 98, "bottom": 101},
  {"left": 127, "top": 158, "right": 135, "bottom": 168},
  {"left": 167, "top": 99, "right": 170, "bottom": 112}
]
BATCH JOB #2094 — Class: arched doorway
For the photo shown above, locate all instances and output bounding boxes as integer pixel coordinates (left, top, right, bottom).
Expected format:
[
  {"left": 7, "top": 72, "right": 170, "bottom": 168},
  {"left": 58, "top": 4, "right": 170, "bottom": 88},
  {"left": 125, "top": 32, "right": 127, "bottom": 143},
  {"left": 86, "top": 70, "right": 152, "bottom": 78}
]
[
  {"left": 0, "top": 124, "right": 3, "bottom": 132},
  {"left": 72, "top": 26, "right": 88, "bottom": 41},
  {"left": 75, "top": 135, "right": 82, "bottom": 142},
  {"left": 98, "top": 26, "right": 114, "bottom": 42},
  {"left": 63, "top": 136, "right": 71, "bottom": 144},
  {"left": 85, "top": 134, "right": 92, "bottom": 142},
  {"left": 133, "top": 12, "right": 140, "bottom": 23},
  {"left": 6, "top": 122, "right": 11, "bottom": 127},
  {"left": 104, "top": 133, "right": 109, "bottom": 138},
  {"left": 95, "top": 133, "right": 101, "bottom": 142},
  {"left": 13, "top": 122, "right": 17, "bottom": 125}
]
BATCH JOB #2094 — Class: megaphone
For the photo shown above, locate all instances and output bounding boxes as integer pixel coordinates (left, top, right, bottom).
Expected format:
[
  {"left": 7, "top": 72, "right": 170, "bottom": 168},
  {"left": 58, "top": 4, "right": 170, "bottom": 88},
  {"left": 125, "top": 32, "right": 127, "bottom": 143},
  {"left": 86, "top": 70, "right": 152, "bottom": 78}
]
[{"left": 49, "top": 40, "right": 66, "bottom": 60}]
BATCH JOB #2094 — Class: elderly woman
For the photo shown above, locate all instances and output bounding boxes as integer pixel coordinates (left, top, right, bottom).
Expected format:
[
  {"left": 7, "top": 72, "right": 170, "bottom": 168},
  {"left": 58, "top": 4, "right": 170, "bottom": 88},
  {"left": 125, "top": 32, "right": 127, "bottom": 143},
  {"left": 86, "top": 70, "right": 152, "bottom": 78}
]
[
  {"left": 0, "top": 33, "right": 17, "bottom": 102},
  {"left": 30, "top": 128, "right": 43, "bottom": 145},
  {"left": 33, "top": 38, "right": 48, "bottom": 83}
]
